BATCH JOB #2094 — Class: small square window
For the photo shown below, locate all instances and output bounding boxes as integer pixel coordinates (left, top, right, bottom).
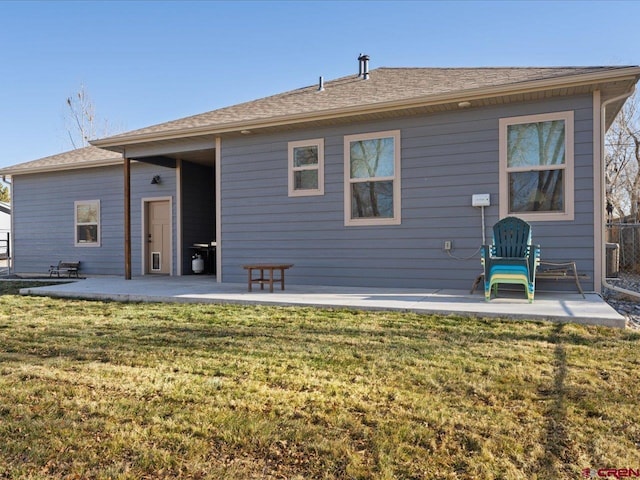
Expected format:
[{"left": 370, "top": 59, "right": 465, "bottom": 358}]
[
  {"left": 288, "top": 139, "right": 324, "bottom": 196},
  {"left": 75, "top": 200, "right": 100, "bottom": 246}
]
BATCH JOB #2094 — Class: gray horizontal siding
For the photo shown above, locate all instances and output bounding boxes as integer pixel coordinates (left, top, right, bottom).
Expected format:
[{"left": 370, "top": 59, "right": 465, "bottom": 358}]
[
  {"left": 219, "top": 94, "right": 596, "bottom": 291},
  {"left": 12, "top": 162, "right": 176, "bottom": 276}
]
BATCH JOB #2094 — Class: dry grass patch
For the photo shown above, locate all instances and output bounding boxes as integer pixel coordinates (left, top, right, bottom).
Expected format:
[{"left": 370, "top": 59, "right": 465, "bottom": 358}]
[{"left": 0, "top": 286, "right": 639, "bottom": 479}]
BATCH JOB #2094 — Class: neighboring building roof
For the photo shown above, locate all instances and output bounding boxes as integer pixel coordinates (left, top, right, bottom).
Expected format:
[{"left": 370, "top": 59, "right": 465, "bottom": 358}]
[
  {"left": 0, "top": 145, "right": 122, "bottom": 176},
  {"left": 93, "top": 65, "right": 640, "bottom": 149},
  {"left": 0, "top": 202, "right": 9, "bottom": 215}
]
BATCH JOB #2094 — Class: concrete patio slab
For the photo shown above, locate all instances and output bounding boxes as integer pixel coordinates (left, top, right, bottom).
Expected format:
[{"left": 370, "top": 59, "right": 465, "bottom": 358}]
[{"left": 18, "top": 275, "right": 626, "bottom": 328}]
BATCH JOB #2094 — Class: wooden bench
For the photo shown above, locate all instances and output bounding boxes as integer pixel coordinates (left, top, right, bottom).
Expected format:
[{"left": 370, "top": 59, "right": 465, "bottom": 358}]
[
  {"left": 471, "top": 260, "right": 589, "bottom": 298},
  {"left": 242, "top": 264, "right": 293, "bottom": 292},
  {"left": 48, "top": 261, "right": 80, "bottom": 278}
]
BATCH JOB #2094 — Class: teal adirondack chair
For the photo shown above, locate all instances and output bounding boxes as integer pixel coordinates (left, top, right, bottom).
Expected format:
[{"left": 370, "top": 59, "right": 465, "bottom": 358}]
[{"left": 481, "top": 217, "right": 540, "bottom": 302}]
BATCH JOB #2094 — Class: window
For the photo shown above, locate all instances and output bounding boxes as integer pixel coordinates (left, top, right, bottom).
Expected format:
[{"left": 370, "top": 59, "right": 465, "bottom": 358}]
[
  {"left": 344, "top": 130, "right": 401, "bottom": 226},
  {"left": 499, "top": 111, "right": 574, "bottom": 221},
  {"left": 75, "top": 200, "right": 100, "bottom": 246},
  {"left": 288, "top": 138, "right": 324, "bottom": 196}
]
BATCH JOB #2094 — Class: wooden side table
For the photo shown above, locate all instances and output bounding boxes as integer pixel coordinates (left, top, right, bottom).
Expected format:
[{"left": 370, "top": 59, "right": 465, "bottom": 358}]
[{"left": 242, "top": 264, "right": 293, "bottom": 292}]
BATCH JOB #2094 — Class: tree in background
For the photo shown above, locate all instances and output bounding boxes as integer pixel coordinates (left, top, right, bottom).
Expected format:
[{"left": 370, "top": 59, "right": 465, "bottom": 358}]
[
  {"left": 0, "top": 183, "right": 9, "bottom": 203},
  {"left": 65, "top": 84, "right": 96, "bottom": 149},
  {"left": 64, "top": 84, "right": 120, "bottom": 149},
  {"left": 605, "top": 90, "right": 640, "bottom": 222}
]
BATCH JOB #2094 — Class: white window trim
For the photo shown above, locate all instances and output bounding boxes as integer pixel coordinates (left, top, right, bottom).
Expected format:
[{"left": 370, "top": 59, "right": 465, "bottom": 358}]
[
  {"left": 499, "top": 111, "right": 574, "bottom": 222},
  {"left": 344, "top": 130, "right": 401, "bottom": 226},
  {"left": 288, "top": 138, "right": 324, "bottom": 197},
  {"left": 74, "top": 199, "right": 101, "bottom": 247}
]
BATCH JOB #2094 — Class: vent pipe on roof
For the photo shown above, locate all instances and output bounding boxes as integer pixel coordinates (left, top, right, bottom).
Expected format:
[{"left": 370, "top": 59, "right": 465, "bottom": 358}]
[
  {"left": 317, "top": 76, "right": 325, "bottom": 92},
  {"left": 358, "top": 53, "right": 370, "bottom": 80}
]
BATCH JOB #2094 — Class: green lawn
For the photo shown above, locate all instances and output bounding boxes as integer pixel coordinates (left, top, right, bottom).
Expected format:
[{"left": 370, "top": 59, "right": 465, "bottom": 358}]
[{"left": 0, "top": 282, "right": 639, "bottom": 479}]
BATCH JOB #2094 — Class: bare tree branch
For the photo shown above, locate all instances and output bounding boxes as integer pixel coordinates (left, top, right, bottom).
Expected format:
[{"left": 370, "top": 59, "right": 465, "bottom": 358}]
[
  {"left": 64, "top": 84, "right": 121, "bottom": 150},
  {"left": 606, "top": 90, "right": 640, "bottom": 222}
]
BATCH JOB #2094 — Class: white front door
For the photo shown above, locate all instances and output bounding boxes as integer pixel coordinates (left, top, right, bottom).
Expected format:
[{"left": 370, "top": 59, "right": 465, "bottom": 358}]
[{"left": 146, "top": 200, "right": 170, "bottom": 274}]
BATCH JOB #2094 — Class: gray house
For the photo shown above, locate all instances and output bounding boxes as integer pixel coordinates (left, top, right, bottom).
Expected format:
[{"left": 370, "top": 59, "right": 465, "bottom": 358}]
[{"left": 2, "top": 61, "right": 640, "bottom": 293}]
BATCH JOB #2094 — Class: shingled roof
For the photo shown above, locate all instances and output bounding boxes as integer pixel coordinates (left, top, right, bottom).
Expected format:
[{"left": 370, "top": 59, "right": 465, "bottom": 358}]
[
  {"left": 3, "top": 65, "right": 639, "bottom": 176},
  {"left": 93, "top": 66, "right": 640, "bottom": 147},
  {"left": 0, "top": 145, "right": 121, "bottom": 176}
]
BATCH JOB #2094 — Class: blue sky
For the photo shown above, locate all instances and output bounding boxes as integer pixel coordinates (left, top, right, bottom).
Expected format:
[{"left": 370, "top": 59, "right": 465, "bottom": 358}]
[{"left": 1, "top": 0, "right": 639, "bottom": 170}]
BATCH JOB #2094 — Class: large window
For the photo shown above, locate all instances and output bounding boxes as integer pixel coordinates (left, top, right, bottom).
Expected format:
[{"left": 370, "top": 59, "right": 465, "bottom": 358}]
[
  {"left": 499, "top": 111, "right": 574, "bottom": 221},
  {"left": 75, "top": 200, "right": 100, "bottom": 246},
  {"left": 344, "top": 130, "right": 401, "bottom": 226},
  {"left": 288, "top": 139, "right": 324, "bottom": 197}
]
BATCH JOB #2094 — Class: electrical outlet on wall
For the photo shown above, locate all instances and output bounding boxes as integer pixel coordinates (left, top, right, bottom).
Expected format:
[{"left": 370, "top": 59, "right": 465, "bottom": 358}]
[{"left": 444, "top": 240, "right": 452, "bottom": 251}]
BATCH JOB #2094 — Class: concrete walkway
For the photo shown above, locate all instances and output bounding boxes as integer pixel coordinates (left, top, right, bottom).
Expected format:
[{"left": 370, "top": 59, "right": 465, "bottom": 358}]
[{"left": 18, "top": 275, "right": 626, "bottom": 328}]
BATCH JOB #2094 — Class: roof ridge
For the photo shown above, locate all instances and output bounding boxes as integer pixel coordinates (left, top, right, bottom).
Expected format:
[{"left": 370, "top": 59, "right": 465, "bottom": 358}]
[
  {"left": 375, "top": 66, "right": 634, "bottom": 70},
  {"left": 88, "top": 64, "right": 640, "bottom": 146}
]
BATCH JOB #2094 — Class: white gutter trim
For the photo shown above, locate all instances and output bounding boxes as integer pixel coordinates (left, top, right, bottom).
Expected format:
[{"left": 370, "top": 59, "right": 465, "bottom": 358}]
[
  {"left": 594, "top": 89, "right": 603, "bottom": 292},
  {"left": 599, "top": 85, "right": 640, "bottom": 299},
  {"left": 92, "top": 67, "right": 640, "bottom": 149}
]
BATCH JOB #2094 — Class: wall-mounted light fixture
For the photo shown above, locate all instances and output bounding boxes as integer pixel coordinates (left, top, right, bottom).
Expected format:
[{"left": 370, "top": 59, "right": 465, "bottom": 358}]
[
  {"left": 151, "top": 175, "right": 161, "bottom": 185},
  {"left": 458, "top": 101, "right": 472, "bottom": 108}
]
